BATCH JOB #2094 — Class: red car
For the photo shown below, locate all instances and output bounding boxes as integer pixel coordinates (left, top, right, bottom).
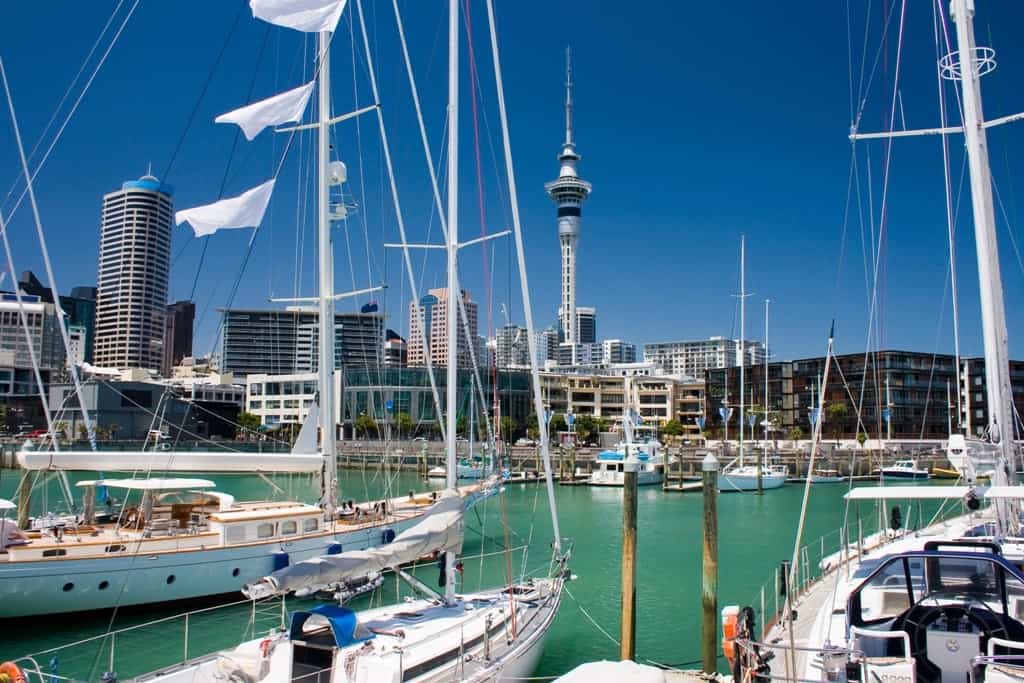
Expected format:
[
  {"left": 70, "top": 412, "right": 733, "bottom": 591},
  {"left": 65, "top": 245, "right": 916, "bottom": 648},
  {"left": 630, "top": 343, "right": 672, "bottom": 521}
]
[{"left": 26, "top": 429, "right": 49, "bottom": 439}]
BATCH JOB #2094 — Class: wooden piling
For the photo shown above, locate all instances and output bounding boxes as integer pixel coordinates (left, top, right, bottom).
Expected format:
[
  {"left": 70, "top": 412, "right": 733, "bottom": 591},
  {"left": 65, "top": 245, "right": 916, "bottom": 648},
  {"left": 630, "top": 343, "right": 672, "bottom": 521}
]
[
  {"left": 620, "top": 459, "right": 638, "bottom": 661},
  {"left": 702, "top": 452, "right": 720, "bottom": 674}
]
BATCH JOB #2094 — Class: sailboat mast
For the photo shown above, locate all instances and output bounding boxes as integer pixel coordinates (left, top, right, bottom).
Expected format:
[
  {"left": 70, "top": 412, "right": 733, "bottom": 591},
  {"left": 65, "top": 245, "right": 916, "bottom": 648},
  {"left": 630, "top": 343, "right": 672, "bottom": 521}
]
[
  {"left": 950, "top": 0, "right": 1015, "bottom": 476},
  {"left": 764, "top": 298, "right": 769, "bottom": 443},
  {"left": 317, "top": 30, "right": 338, "bottom": 511},
  {"left": 738, "top": 235, "right": 745, "bottom": 467},
  {"left": 444, "top": 0, "right": 460, "bottom": 603}
]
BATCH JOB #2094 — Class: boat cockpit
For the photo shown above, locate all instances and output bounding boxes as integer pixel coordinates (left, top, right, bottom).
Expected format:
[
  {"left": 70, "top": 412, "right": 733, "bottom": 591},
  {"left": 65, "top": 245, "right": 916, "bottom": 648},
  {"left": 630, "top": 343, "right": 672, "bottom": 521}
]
[{"left": 847, "top": 541, "right": 1024, "bottom": 682}]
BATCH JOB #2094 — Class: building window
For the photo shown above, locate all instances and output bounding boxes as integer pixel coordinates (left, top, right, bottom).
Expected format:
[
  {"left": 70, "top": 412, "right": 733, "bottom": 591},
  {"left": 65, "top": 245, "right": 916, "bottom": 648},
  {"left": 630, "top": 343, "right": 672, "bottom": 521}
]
[
  {"left": 248, "top": 401, "right": 262, "bottom": 410},
  {"left": 250, "top": 384, "right": 262, "bottom": 396}
]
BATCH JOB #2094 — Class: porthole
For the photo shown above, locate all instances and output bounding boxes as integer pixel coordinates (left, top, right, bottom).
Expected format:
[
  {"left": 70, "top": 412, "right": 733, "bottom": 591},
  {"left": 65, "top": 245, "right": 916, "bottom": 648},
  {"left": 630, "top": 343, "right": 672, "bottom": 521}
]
[
  {"left": 232, "top": 568, "right": 240, "bottom": 577},
  {"left": 99, "top": 581, "right": 109, "bottom": 590},
  {"left": 166, "top": 575, "right": 176, "bottom": 585},
  {"left": 62, "top": 582, "right": 74, "bottom": 592}
]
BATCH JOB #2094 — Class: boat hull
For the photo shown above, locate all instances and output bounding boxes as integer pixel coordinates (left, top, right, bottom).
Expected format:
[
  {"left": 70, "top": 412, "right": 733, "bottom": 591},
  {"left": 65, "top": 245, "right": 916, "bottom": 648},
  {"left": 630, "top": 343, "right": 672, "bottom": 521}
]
[
  {"left": 719, "top": 473, "right": 787, "bottom": 492},
  {"left": 0, "top": 517, "right": 420, "bottom": 618},
  {"left": 880, "top": 470, "right": 930, "bottom": 480},
  {"left": 587, "top": 470, "right": 664, "bottom": 486}
]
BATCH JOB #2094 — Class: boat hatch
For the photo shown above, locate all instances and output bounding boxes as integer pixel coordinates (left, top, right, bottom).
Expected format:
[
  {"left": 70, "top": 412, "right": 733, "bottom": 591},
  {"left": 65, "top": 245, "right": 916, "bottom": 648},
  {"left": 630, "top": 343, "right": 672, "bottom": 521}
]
[
  {"left": 290, "top": 604, "right": 375, "bottom": 648},
  {"left": 848, "top": 550, "right": 1024, "bottom": 680}
]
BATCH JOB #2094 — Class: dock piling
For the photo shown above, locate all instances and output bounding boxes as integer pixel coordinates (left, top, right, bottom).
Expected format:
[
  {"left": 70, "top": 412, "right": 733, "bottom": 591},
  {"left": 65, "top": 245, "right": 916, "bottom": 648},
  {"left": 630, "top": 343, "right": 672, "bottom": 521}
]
[
  {"left": 620, "top": 458, "right": 638, "bottom": 661},
  {"left": 701, "top": 452, "right": 719, "bottom": 674}
]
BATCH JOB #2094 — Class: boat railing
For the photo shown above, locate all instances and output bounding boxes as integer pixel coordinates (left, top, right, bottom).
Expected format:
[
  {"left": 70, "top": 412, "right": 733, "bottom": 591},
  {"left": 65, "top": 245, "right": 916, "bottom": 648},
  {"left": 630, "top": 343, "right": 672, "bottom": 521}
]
[
  {"left": 13, "top": 596, "right": 289, "bottom": 683},
  {"left": 739, "top": 498, "right": 973, "bottom": 642},
  {"left": 731, "top": 638, "right": 868, "bottom": 683}
]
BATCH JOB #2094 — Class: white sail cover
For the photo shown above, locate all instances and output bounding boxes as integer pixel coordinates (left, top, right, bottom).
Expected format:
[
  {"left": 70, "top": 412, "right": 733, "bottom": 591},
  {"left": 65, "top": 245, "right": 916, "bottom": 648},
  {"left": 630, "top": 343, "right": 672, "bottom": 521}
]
[
  {"left": 250, "top": 0, "right": 347, "bottom": 33},
  {"left": 215, "top": 81, "right": 314, "bottom": 140},
  {"left": 291, "top": 404, "right": 320, "bottom": 455},
  {"left": 175, "top": 179, "right": 275, "bottom": 237},
  {"left": 245, "top": 491, "right": 464, "bottom": 597},
  {"left": 16, "top": 449, "right": 323, "bottom": 474}
]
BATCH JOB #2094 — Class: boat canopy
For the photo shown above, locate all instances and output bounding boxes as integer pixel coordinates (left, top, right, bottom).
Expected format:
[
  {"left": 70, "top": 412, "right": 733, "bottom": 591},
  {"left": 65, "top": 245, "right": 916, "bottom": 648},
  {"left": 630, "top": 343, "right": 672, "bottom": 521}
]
[
  {"left": 17, "top": 450, "right": 323, "bottom": 474},
  {"left": 845, "top": 486, "right": 972, "bottom": 500},
  {"left": 0, "top": 499, "right": 14, "bottom": 511},
  {"left": 597, "top": 450, "right": 623, "bottom": 461},
  {"left": 985, "top": 486, "right": 1024, "bottom": 499},
  {"left": 75, "top": 478, "right": 216, "bottom": 491},
  {"left": 555, "top": 660, "right": 666, "bottom": 683},
  {"left": 289, "top": 604, "right": 374, "bottom": 647},
  {"left": 244, "top": 490, "right": 464, "bottom": 598}
]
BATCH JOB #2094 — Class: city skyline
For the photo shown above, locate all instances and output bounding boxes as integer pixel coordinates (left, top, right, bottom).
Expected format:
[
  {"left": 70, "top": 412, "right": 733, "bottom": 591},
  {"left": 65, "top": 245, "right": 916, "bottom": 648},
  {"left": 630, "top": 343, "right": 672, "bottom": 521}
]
[{"left": 2, "top": 3, "right": 1024, "bottom": 365}]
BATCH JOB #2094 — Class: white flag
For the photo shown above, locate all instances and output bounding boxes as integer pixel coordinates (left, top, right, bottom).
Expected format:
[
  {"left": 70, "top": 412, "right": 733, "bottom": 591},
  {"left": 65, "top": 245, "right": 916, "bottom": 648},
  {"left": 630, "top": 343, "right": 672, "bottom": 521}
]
[
  {"left": 175, "top": 179, "right": 276, "bottom": 238},
  {"left": 215, "top": 81, "right": 314, "bottom": 140},
  {"left": 250, "top": 0, "right": 347, "bottom": 33}
]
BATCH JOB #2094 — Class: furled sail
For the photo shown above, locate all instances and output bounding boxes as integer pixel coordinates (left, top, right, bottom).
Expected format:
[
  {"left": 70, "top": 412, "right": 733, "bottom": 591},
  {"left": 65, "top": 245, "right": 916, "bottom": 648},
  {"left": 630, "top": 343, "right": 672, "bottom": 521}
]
[
  {"left": 250, "top": 0, "right": 348, "bottom": 34},
  {"left": 215, "top": 81, "right": 315, "bottom": 141},
  {"left": 243, "top": 490, "right": 464, "bottom": 598},
  {"left": 291, "top": 403, "right": 320, "bottom": 455},
  {"left": 175, "top": 179, "right": 275, "bottom": 237}
]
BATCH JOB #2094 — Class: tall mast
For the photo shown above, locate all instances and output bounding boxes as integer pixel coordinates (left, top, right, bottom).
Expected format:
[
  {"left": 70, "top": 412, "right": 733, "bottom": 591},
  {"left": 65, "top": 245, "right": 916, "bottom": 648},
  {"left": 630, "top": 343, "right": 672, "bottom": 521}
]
[
  {"left": 317, "top": 30, "right": 338, "bottom": 510},
  {"left": 764, "top": 298, "right": 770, "bottom": 443},
  {"left": 444, "top": 0, "right": 460, "bottom": 603},
  {"left": 738, "top": 235, "right": 745, "bottom": 467},
  {"left": 950, "top": 0, "right": 1015, "bottom": 479}
]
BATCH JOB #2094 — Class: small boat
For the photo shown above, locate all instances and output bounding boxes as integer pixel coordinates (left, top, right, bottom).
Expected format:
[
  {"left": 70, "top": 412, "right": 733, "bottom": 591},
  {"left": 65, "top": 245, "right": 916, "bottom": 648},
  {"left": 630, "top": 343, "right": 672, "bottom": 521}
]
[
  {"left": 427, "top": 456, "right": 486, "bottom": 480},
  {"left": 880, "top": 459, "right": 930, "bottom": 480},
  {"left": 719, "top": 461, "right": 788, "bottom": 492},
  {"left": 588, "top": 440, "right": 665, "bottom": 486},
  {"left": 808, "top": 468, "right": 844, "bottom": 483}
]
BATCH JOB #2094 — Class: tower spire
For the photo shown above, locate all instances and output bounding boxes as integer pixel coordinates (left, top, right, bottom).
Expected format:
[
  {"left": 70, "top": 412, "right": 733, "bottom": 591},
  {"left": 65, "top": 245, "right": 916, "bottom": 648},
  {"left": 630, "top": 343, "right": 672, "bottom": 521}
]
[{"left": 565, "top": 46, "right": 573, "bottom": 146}]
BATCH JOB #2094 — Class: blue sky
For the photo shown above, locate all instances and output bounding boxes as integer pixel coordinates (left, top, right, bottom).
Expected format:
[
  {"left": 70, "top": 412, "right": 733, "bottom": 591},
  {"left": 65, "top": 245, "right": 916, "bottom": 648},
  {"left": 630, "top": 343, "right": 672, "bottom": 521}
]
[{"left": 2, "top": 1, "right": 1024, "bottom": 363}]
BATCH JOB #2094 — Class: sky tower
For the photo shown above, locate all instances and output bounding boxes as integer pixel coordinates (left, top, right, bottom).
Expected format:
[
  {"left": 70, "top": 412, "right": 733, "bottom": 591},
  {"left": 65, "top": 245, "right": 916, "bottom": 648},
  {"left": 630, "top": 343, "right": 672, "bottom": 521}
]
[{"left": 545, "top": 47, "right": 592, "bottom": 347}]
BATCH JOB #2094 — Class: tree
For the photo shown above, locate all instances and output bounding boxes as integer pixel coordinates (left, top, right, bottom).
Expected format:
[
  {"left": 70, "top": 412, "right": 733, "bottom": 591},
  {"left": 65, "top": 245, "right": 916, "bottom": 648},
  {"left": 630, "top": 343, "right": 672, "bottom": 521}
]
[
  {"left": 500, "top": 416, "right": 519, "bottom": 441},
  {"left": 354, "top": 414, "right": 378, "bottom": 438},
  {"left": 53, "top": 421, "right": 68, "bottom": 442},
  {"left": 77, "top": 423, "right": 89, "bottom": 440},
  {"left": 857, "top": 431, "right": 868, "bottom": 448},
  {"left": 826, "top": 401, "right": 849, "bottom": 439},
  {"left": 394, "top": 412, "right": 414, "bottom": 439},
  {"left": 526, "top": 413, "right": 539, "bottom": 440},
  {"left": 661, "top": 419, "right": 685, "bottom": 437},
  {"left": 236, "top": 412, "right": 261, "bottom": 433},
  {"left": 788, "top": 427, "right": 804, "bottom": 442},
  {"left": 456, "top": 414, "right": 468, "bottom": 437},
  {"left": 574, "top": 414, "right": 598, "bottom": 445},
  {"left": 549, "top": 414, "right": 567, "bottom": 436}
]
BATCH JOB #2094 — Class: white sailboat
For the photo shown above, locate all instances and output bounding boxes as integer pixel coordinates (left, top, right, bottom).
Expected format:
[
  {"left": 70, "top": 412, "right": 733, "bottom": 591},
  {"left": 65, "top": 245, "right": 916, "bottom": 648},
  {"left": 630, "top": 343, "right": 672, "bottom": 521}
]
[
  {"left": 719, "top": 236, "right": 786, "bottom": 492},
  {"left": 723, "top": 3, "right": 1024, "bottom": 681},
  {"left": 0, "top": 2, "right": 488, "bottom": 618},
  {"left": 2, "top": 1, "right": 569, "bottom": 680}
]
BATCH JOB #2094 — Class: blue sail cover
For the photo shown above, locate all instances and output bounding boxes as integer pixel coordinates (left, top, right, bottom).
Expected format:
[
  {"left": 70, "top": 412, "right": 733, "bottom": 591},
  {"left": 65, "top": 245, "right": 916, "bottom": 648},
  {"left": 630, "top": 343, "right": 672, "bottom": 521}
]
[{"left": 290, "top": 604, "right": 374, "bottom": 647}]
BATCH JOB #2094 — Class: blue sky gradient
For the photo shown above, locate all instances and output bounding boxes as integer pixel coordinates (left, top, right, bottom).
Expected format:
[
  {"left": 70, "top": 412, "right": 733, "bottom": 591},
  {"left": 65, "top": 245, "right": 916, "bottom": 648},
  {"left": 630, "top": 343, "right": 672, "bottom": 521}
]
[{"left": 2, "top": 1, "right": 1024, "bottom": 363}]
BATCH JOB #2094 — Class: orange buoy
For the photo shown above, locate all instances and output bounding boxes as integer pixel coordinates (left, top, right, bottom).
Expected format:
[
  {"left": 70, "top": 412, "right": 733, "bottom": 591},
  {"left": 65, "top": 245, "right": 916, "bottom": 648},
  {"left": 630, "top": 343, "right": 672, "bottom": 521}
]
[
  {"left": 721, "top": 605, "right": 740, "bottom": 661},
  {"left": 0, "top": 662, "right": 26, "bottom": 683}
]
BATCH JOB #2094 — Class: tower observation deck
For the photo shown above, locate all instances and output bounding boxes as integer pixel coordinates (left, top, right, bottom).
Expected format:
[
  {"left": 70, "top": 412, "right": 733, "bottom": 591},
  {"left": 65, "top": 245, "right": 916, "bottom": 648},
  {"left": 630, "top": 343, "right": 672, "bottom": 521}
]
[{"left": 545, "top": 47, "right": 592, "bottom": 347}]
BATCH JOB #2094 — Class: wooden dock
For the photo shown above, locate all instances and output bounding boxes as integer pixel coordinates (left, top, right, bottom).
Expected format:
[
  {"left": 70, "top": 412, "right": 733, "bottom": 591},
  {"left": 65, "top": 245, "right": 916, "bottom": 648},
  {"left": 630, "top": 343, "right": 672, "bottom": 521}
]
[{"left": 663, "top": 480, "right": 704, "bottom": 493}]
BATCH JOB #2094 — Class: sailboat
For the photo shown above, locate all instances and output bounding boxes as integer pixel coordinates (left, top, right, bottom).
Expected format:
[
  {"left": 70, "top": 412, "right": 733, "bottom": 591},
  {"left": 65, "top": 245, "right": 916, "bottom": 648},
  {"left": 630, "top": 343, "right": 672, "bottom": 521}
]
[
  {"left": 723, "top": 2, "right": 1024, "bottom": 681},
  {"left": 719, "top": 236, "right": 786, "bottom": 492},
  {"left": 0, "top": 3, "right": 498, "bottom": 619},
  {"left": 0, "top": 0, "right": 569, "bottom": 679}
]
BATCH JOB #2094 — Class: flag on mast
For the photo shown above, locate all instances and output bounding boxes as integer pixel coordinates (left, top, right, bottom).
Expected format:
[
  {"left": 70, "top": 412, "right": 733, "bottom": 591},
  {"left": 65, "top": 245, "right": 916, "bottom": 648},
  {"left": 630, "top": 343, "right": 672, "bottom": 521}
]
[
  {"left": 250, "top": 0, "right": 348, "bottom": 33},
  {"left": 215, "top": 81, "right": 315, "bottom": 140},
  {"left": 175, "top": 179, "right": 276, "bottom": 237}
]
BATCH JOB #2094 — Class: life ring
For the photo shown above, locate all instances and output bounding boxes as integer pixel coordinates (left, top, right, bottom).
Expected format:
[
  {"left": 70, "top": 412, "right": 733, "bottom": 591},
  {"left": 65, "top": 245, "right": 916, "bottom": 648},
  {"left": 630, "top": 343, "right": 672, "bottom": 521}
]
[{"left": 0, "top": 661, "right": 27, "bottom": 683}]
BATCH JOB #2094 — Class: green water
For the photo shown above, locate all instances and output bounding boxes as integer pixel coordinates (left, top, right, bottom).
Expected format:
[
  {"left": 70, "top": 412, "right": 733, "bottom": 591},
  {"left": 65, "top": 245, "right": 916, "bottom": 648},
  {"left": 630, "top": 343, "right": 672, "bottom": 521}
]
[{"left": 0, "top": 468, "right": 937, "bottom": 679}]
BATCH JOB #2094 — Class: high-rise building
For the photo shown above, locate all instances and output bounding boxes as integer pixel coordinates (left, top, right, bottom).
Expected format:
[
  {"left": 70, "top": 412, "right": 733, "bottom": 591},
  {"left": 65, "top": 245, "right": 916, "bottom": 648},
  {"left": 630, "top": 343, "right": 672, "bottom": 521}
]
[
  {"left": 545, "top": 48, "right": 592, "bottom": 348},
  {"left": 94, "top": 172, "right": 173, "bottom": 371},
  {"left": 220, "top": 307, "right": 383, "bottom": 376},
  {"left": 602, "top": 339, "right": 637, "bottom": 364},
  {"left": 558, "top": 306, "right": 597, "bottom": 345},
  {"left": 60, "top": 286, "right": 97, "bottom": 364},
  {"left": 383, "top": 330, "right": 407, "bottom": 368},
  {"left": 644, "top": 337, "right": 766, "bottom": 378},
  {"left": 407, "top": 288, "right": 478, "bottom": 369},
  {"left": 163, "top": 300, "right": 195, "bottom": 375}
]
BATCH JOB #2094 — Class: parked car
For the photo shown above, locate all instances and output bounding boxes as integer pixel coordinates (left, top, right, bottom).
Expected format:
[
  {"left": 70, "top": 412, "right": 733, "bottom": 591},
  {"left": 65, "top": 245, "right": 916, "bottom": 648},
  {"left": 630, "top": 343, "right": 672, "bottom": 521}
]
[
  {"left": 26, "top": 429, "right": 49, "bottom": 439},
  {"left": 412, "top": 436, "right": 428, "bottom": 442},
  {"left": 515, "top": 438, "right": 536, "bottom": 446}
]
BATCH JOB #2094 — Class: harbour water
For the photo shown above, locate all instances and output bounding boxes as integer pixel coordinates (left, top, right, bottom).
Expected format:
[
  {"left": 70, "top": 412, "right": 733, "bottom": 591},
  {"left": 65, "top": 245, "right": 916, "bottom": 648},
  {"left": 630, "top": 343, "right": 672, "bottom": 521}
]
[{"left": 0, "top": 466, "right": 941, "bottom": 678}]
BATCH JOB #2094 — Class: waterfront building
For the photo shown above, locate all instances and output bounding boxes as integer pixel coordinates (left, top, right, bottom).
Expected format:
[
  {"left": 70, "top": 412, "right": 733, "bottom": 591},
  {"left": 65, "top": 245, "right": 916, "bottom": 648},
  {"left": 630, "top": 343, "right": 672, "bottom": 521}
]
[
  {"left": 407, "top": 288, "right": 478, "bottom": 369},
  {"left": 496, "top": 325, "right": 553, "bottom": 369},
  {"left": 644, "top": 336, "right": 766, "bottom": 377},
  {"left": 220, "top": 307, "right": 383, "bottom": 377},
  {"left": 545, "top": 49, "right": 592, "bottom": 349},
  {"left": 94, "top": 172, "right": 173, "bottom": 372},
  {"left": 246, "top": 371, "right": 342, "bottom": 431},
  {"left": 163, "top": 300, "right": 195, "bottom": 376},
  {"left": 0, "top": 294, "right": 65, "bottom": 427},
  {"left": 704, "top": 349, "right": 1024, "bottom": 441}
]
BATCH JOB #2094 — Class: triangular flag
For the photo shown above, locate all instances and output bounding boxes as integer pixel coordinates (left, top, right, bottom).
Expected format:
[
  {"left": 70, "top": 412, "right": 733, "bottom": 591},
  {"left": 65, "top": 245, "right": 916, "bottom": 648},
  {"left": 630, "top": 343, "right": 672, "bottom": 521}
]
[
  {"left": 250, "top": 0, "right": 347, "bottom": 33},
  {"left": 215, "top": 81, "right": 314, "bottom": 140},
  {"left": 175, "top": 179, "right": 276, "bottom": 238}
]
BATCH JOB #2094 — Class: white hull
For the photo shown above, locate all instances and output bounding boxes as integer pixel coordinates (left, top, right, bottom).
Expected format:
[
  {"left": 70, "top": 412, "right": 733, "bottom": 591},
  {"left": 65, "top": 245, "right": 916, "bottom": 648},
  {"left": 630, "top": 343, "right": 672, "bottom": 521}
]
[
  {"left": 0, "top": 517, "right": 419, "bottom": 618},
  {"left": 588, "top": 470, "right": 664, "bottom": 486},
  {"left": 17, "top": 449, "right": 323, "bottom": 474},
  {"left": 719, "top": 470, "right": 787, "bottom": 492}
]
